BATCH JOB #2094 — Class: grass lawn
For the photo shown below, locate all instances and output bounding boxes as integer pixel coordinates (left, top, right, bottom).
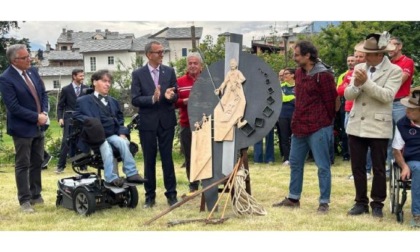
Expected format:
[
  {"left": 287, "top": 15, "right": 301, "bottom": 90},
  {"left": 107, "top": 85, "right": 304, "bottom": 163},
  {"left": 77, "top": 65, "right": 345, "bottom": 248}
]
[{"left": 0, "top": 119, "right": 416, "bottom": 250}]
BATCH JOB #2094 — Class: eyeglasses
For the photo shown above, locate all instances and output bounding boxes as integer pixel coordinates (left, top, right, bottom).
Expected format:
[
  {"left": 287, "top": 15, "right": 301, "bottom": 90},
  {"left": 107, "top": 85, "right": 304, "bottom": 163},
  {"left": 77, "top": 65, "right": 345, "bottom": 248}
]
[
  {"left": 150, "top": 50, "right": 165, "bottom": 55},
  {"left": 284, "top": 72, "right": 291, "bottom": 75},
  {"left": 15, "top": 55, "right": 31, "bottom": 60}
]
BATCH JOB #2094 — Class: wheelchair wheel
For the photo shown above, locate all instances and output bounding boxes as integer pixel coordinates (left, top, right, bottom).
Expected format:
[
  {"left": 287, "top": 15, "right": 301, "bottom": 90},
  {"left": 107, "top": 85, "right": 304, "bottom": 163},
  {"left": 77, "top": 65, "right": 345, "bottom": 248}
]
[
  {"left": 73, "top": 187, "right": 96, "bottom": 216},
  {"left": 119, "top": 186, "right": 139, "bottom": 208},
  {"left": 389, "top": 163, "right": 400, "bottom": 214},
  {"left": 56, "top": 193, "right": 63, "bottom": 207}
]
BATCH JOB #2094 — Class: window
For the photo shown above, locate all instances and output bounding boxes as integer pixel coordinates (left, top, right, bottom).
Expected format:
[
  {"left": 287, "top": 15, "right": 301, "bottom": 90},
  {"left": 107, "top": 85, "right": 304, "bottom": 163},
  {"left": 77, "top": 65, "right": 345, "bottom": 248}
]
[
  {"left": 182, "top": 48, "right": 187, "bottom": 57},
  {"left": 61, "top": 46, "right": 67, "bottom": 51},
  {"left": 53, "top": 80, "right": 60, "bottom": 89},
  {"left": 90, "top": 57, "right": 96, "bottom": 72},
  {"left": 108, "top": 56, "right": 114, "bottom": 65}
]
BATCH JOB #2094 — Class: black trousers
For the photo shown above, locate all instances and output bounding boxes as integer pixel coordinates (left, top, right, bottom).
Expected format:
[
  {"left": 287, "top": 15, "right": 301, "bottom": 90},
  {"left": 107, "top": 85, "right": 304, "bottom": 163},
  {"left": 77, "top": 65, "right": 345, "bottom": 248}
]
[
  {"left": 180, "top": 126, "right": 199, "bottom": 190},
  {"left": 276, "top": 117, "right": 292, "bottom": 162},
  {"left": 140, "top": 125, "right": 177, "bottom": 201},
  {"left": 12, "top": 130, "right": 44, "bottom": 205},
  {"left": 57, "top": 118, "right": 70, "bottom": 168},
  {"left": 348, "top": 135, "right": 388, "bottom": 208}
]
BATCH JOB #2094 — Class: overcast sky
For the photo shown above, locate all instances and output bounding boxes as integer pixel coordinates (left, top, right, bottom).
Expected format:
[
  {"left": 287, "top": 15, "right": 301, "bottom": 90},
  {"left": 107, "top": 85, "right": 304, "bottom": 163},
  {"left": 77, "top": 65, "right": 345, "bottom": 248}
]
[
  {"left": 4, "top": 0, "right": 411, "bottom": 52},
  {"left": 8, "top": 21, "right": 307, "bottom": 51}
]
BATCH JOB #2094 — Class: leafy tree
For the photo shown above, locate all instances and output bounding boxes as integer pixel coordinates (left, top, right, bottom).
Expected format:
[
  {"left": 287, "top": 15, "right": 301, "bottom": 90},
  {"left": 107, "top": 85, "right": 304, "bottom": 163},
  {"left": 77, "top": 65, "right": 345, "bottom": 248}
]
[
  {"left": 111, "top": 55, "right": 144, "bottom": 116},
  {"left": 310, "top": 21, "right": 420, "bottom": 86},
  {"left": 197, "top": 35, "right": 225, "bottom": 66},
  {"left": 1, "top": 22, "right": 30, "bottom": 73}
]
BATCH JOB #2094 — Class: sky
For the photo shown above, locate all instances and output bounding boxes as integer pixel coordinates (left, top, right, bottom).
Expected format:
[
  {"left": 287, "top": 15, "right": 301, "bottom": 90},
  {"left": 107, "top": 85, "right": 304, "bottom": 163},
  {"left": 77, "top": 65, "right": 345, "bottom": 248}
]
[
  {"left": 4, "top": 0, "right": 415, "bottom": 52},
  {"left": 8, "top": 21, "right": 307, "bottom": 51}
]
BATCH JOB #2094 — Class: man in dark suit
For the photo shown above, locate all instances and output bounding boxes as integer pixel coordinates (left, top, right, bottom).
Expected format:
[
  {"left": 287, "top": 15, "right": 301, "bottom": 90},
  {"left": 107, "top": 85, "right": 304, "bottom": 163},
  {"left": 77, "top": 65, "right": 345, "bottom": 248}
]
[
  {"left": 56, "top": 69, "right": 87, "bottom": 173},
  {"left": 74, "top": 70, "right": 146, "bottom": 187},
  {"left": 131, "top": 40, "right": 178, "bottom": 207},
  {"left": 0, "top": 44, "right": 48, "bottom": 213}
]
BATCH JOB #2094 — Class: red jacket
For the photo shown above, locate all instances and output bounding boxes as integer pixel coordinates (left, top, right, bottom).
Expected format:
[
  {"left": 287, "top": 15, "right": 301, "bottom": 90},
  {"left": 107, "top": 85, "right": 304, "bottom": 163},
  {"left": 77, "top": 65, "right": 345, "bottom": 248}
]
[
  {"left": 175, "top": 72, "right": 196, "bottom": 128},
  {"left": 337, "top": 70, "right": 354, "bottom": 112}
]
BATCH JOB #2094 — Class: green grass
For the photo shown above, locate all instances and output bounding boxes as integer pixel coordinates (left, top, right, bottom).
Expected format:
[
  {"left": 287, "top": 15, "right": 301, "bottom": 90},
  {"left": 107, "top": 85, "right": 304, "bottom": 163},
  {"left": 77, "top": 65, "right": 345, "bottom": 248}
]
[{"left": 0, "top": 119, "right": 416, "bottom": 250}]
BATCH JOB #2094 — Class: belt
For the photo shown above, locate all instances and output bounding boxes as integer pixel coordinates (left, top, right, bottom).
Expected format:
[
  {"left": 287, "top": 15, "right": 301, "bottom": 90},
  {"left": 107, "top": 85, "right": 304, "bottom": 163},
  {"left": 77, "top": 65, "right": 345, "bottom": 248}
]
[{"left": 394, "top": 98, "right": 402, "bottom": 102}]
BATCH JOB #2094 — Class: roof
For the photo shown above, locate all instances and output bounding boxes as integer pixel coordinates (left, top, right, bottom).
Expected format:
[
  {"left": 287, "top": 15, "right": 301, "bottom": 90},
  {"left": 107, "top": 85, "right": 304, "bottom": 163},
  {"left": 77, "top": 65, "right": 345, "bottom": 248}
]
[
  {"left": 38, "top": 66, "right": 76, "bottom": 77},
  {"left": 57, "top": 29, "right": 134, "bottom": 43},
  {"left": 149, "top": 27, "right": 203, "bottom": 39},
  {"left": 74, "top": 38, "right": 134, "bottom": 53},
  {"left": 46, "top": 50, "right": 83, "bottom": 61}
]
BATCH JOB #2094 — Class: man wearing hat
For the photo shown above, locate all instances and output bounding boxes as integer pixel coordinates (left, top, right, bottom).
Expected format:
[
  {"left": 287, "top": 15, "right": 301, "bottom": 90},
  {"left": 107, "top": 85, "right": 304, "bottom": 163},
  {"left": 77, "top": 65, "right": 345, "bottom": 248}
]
[
  {"left": 392, "top": 89, "right": 420, "bottom": 228},
  {"left": 345, "top": 32, "right": 402, "bottom": 218}
]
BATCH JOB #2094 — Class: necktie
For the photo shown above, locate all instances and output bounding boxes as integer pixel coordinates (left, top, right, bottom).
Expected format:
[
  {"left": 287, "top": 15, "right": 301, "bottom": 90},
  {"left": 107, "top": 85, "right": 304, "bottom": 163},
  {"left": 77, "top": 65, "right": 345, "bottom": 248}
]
[
  {"left": 152, "top": 68, "right": 159, "bottom": 87},
  {"left": 75, "top": 86, "right": 80, "bottom": 96},
  {"left": 369, "top": 67, "right": 376, "bottom": 79},
  {"left": 22, "top": 71, "right": 41, "bottom": 113}
]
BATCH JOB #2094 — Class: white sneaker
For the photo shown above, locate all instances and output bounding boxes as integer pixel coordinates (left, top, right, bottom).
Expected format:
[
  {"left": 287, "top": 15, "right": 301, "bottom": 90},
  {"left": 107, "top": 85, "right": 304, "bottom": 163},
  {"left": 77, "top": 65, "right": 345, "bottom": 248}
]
[
  {"left": 282, "top": 160, "right": 290, "bottom": 166},
  {"left": 366, "top": 173, "right": 372, "bottom": 180},
  {"left": 348, "top": 174, "right": 354, "bottom": 180}
]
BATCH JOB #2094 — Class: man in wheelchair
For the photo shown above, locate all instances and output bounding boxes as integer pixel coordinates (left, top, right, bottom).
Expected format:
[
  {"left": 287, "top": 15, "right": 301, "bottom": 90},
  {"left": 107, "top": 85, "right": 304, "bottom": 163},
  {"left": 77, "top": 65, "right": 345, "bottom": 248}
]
[
  {"left": 73, "top": 69, "right": 146, "bottom": 187},
  {"left": 392, "top": 88, "right": 420, "bottom": 227}
]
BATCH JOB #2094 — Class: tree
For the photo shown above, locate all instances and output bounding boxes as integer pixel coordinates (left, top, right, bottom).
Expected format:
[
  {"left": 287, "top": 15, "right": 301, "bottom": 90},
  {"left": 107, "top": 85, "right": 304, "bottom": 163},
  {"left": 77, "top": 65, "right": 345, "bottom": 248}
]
[
  {"left": 197, "top": 35, "right": 225, "bottom": 66},
  {"left": 310, "top": 21, "right": 420, "bottom": 85},
  {"left": 111, "top": 55, "right": 144, "bottom": 116},
  {"left": 1, "top": 21, "right": 31, "bottom": 73}
]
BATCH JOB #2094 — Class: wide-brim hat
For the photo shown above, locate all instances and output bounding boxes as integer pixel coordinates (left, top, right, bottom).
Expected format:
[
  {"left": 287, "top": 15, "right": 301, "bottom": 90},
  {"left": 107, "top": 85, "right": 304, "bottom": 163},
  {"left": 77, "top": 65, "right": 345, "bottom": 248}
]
[
  {"left": 355, "top": 32, "right": 395, "bottom": 53},
  {"left": 401, "top": 89, "right": 420, "bottom": 109}
]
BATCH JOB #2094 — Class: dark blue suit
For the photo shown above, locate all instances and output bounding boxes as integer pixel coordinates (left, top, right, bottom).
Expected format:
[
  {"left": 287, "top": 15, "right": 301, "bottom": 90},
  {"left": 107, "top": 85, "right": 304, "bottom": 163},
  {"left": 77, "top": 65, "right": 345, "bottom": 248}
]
[
  {"left": 56, "top": 83, "right": 88, "bottom": 169},
  {"left": 73, "top": 93, "right": 128, "bottom": 137},
  {"left": 0, "top": 66, "right": 48, "bottom": 205},
  {"left": 131, "top": 64, "right": 178, "bottom": 201}
]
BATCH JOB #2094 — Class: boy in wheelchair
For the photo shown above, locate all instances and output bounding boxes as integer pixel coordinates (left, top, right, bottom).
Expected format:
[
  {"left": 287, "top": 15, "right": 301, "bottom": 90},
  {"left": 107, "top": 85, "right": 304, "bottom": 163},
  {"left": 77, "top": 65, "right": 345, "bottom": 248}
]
[
  {"left": 73, "top": 69, "right": 146, "bottom": 187},
  {"left": 392, "top": 89, "right": 420, "bottom": 227}
]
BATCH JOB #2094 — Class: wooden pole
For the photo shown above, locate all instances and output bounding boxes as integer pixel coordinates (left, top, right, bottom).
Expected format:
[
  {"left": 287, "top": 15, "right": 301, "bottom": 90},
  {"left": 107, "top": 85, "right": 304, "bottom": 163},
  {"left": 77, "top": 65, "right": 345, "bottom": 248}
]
[{"left": 143, "top": 174, "right": 230, "bottom": 226}]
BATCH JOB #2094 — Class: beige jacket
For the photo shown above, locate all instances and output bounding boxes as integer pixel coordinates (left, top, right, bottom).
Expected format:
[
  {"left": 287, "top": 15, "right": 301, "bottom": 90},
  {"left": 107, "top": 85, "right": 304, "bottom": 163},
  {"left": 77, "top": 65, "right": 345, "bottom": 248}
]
[{"left": 344, "top": 56, "right": 402, "bottom": 139}]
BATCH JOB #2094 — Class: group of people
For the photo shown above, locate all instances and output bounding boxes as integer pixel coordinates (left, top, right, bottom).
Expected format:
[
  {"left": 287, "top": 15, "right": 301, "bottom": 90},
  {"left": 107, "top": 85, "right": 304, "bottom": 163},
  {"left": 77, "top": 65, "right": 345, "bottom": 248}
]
[
  {"left": 0, "top": 40, "right": 200, "bottom": 213},
  {"left": 271, "top": 33, "right": 419, "bottom": 228},
  {"left": 1, "top": 33, "right": 419, "bottom": 228}
]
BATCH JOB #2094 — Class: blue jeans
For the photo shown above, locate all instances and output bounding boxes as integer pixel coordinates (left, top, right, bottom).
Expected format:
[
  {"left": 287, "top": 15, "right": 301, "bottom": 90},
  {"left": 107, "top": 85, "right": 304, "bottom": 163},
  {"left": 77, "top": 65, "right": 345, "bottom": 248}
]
[
  {"left": 253, "top": 129, "right": 274, "bottom": 163},
  {"left": 288, "top": 125, "right": 333, "bottom": 204},
  {"left": 99, "top": 135, "right": 138, "bottom": 182},
  {"left": 387, "top": 101, "right": 406, "bottom": 164},
  {"left": 408, "top": 160, "right": 420, "bottom": 215}
]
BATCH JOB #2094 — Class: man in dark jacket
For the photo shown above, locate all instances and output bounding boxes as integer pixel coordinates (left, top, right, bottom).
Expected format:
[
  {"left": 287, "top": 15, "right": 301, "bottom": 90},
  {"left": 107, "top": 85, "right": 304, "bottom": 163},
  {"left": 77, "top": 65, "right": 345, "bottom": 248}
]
[
  {"left": 0, "top": 44, "right": 49, "bottom": 213},
  {"left": 74, "top": 70, "right": 146, "bottom": 187},
  {"left": 56, "top": 69, "right": 87, "bottom": 173}
]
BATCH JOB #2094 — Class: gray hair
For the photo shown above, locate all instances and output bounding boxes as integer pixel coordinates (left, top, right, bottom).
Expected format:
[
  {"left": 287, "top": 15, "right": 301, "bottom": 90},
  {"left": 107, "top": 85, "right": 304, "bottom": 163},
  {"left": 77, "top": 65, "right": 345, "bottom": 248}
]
[
  {"left": 186, "top": 52, "right": 203, "bottom": 64},
  {"left": 6, "top": 44, "right": 27, "bottom": 62},
  {"left": 144, "top": 40, "right": 162, "bottom": 54}
]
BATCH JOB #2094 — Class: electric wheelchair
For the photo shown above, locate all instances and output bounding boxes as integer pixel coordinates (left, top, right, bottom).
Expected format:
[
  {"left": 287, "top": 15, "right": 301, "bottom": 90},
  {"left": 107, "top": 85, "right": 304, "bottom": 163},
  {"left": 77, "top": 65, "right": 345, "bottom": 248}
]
[
  {"left": 56, "top": 111, "right": 141, "bottom": 216},
  {"left": 389, "top": 160, "right": 412, "bottom": 223}
]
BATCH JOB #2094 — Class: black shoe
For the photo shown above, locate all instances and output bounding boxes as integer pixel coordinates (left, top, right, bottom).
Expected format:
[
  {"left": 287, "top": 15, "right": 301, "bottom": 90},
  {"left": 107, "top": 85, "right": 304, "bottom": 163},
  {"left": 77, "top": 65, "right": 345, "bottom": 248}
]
[
  {"left": 347, "top": 204, "right": 369, "bottom": 215},
  {"left": 110, "top": 177, "right": 125, "bottom": 187},
  {"left": 167, "top": 196, "right": 178, "bottom": 206},
  {"left": 55, "top": 167, "right": 65, "bottom": 174},
  {"left": 372, "top": 207, "right": 383, "bottom": 218},
  {"left": 126, "top": 174, "right": 147, "bottom": 184},
  {"left": 143, "top": 198, "right": 156, "bottom": 208},
  {"left": 41, "top": 154, "right": 52, "bottom": 168}
]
